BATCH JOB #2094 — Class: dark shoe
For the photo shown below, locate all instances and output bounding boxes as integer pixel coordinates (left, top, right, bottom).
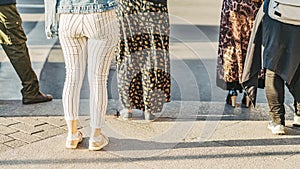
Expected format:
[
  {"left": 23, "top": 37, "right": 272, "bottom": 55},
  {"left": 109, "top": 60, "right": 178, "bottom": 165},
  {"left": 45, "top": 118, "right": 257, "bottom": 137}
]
[
  {"left": 22, "top": 91, "right": 53, "bottom": 104},
  {"left": 114, "top": 110, "right": 120, "bottom": 118},
  {"left": 143, "top": 112, "right": 156, "bottom": 121},
  {"left": 226, "top": 89, "right": 238, "bottom": 108}
]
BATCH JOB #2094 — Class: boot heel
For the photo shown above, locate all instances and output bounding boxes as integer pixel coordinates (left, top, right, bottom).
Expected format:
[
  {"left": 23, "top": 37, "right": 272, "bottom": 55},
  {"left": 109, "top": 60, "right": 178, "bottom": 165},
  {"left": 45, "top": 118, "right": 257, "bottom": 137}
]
[
  {"left": 231, "top": 96, "right": 237, "bottom": 108},
  {"left": 226, "top": 89, "right": 238, "bottom": 108}
]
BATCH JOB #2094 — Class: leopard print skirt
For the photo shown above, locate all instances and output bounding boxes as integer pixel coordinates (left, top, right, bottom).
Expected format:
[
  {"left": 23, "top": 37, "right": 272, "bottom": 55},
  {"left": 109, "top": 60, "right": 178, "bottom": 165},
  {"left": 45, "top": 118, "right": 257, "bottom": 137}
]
[
  {"left": 216, "top": 0, "right": 262, "bottom": 90},
  {"left": 115, "top": 0, "right": 171, "bottom": 114}
]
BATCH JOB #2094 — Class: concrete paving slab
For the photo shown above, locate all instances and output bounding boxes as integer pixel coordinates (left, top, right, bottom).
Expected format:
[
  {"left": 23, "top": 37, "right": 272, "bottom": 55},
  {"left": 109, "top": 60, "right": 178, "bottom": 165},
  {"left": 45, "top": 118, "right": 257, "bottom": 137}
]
[
  {"left": 0, "top": 135, "right": 137, "bottom": 169},
  {"left": 0, "top": 135, "right": 14, "bottom": 144},
  {"left": 34, "top": 128, "right": 65, "bottom": 139},
  {"left": 133, "top": 146, "right": 296, "bottom": 169},
  {"left": 0, "top": 144, "right": 12, "bottom": 152},
  {"left": 4, "top": 140, "right": 28, "bottom": 148},
  {"left": 9, "top": 123, "right": 44, "bottom": 135},
  {"left": 0, "top": 117, "right": 20, "bottom": 127},
  {"left": 8, "top": 132, "right": 42, "bottom": 143},
  {"left": 207, "top": 121, "right": 300, "bottom": 141},
  {"left": 10, "top": 117, "right": 47, "bottom": 127},
  {"left": 0, "top": 125, "right": 18, "bottom": 135},
  {"left": 37, "top": 117, "right": 66, "bottom": 127},
  {"left": 1, "top": 120, "right": 300, "bottom": 169}
]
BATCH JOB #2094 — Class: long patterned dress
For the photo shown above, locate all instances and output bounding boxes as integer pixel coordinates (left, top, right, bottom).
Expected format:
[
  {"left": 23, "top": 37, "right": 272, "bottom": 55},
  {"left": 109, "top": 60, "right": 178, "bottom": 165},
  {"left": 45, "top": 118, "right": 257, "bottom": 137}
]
[
  {"left": 116, "top": 0, "right": 171, "bottom": 114},
  {"left": 216, "top": 0, "right": 263, "bottom": 90}
]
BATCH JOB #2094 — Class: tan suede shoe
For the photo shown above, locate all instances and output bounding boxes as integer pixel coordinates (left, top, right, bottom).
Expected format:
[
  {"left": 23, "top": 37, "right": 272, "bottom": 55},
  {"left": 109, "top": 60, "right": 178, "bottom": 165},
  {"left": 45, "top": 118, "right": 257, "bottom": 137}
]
[
  {"left": 66, "top": 131, "right": 83, "bottom": 149},
  {"left": 89, "top": 134, "right": 109, "bottom": 151}
]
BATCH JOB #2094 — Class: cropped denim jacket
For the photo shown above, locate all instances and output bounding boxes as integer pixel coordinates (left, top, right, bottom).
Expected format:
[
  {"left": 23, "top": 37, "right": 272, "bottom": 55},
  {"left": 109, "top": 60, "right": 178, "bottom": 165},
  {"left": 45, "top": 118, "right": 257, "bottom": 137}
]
[{"left": 44, "top": 0, "right": 117, "bottom": 38}]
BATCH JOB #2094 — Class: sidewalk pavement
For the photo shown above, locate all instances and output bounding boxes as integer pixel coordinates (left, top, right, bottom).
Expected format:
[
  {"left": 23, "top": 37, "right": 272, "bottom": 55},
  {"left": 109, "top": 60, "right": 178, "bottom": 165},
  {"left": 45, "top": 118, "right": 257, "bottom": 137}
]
[{"left": 1, "top": 100, "right": 300, "bottom": 169}]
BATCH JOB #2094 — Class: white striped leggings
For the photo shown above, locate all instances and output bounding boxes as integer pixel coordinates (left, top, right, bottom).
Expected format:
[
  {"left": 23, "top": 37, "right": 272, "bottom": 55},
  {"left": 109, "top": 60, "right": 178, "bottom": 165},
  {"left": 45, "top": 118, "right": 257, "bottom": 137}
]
[{"left": 58, "top": 10, "right": 118, "bottom": 128}]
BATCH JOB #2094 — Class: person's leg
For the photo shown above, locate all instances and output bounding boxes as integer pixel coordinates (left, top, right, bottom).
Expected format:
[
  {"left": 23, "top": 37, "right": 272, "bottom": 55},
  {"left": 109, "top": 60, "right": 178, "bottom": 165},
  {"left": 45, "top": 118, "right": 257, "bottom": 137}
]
[
  {"left": 0, "top": 4, "right": 52, "bottom": 103},
  {"left": 265, "top": 69, "right": 285, "bottom": 134},
  {"left": 59, "top": 14, "right": 87, "bottom": 148},
  {"left": 88, "top": 38, "right": 113, "bottom": 129},
  {"left": 293, "top": 99, "right": 300, "bottom": 126},
  {"left": 85, "top": 11, "right": 118, "bottom": 150},
  {"left": 2, "top": 43, "right": 39, "bottom": 97},
  {"left": 286, "top": 64, "right": 300, "bottom": 126}
]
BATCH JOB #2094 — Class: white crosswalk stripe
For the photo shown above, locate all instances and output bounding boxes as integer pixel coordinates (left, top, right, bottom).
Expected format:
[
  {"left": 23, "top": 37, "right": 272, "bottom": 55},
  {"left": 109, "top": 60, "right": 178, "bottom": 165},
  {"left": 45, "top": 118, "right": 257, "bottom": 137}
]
[{"left": 16, "top": 4, "right": 44, "bottom": 8}]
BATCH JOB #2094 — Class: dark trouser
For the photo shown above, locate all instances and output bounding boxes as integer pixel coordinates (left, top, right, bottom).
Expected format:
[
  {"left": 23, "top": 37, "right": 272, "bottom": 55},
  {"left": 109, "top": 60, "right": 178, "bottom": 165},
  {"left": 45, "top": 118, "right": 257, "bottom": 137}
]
[
  {"left": 287, "top": 66, "right": 300, "bottom": 116},
  {"left": 265, "top": 68, "right": 300, "bottom": 125},
  {"left": 0, "top": 4, "right": 39, "bottom": 98}
]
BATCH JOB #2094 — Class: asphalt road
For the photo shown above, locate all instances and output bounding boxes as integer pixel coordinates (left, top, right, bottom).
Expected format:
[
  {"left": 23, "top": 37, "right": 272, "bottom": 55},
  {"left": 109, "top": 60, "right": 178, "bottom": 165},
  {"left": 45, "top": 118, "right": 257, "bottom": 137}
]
[{"left": 7, "top": 0, "right": 295, "bottom": 104}]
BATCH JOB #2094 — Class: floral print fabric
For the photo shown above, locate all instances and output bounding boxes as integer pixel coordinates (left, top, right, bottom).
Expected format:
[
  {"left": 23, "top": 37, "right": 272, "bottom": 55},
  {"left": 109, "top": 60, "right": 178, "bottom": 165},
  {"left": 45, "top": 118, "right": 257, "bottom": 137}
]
[{"left": 116, "top": 0, "right": 171, "bottom": 114}]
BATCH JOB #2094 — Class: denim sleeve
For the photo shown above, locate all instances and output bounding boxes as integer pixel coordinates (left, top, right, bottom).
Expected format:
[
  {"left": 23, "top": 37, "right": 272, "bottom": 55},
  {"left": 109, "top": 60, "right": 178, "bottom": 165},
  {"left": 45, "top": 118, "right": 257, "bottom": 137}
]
[
  {"left": 44, "top": 0, "right": 58, "bottom": 39},
  {"left": 263, "top": 0, "right": 270, "bottom": 13}
]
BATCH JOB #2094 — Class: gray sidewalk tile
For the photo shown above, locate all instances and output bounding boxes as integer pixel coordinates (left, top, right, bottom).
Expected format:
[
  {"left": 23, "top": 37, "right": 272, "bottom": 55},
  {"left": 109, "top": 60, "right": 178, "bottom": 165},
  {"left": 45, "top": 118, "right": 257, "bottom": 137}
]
[
  {"left": 4, "top": 140, "right": 28, "bottom": 148},
  {"left": 0, "top": 117, "right": 19, "bottom": 127},
  {"left": 0, "top": 125, "right": 18, "bottom": 135},
  {"left": 0, "top": 144, "right": 12, "bottom": 152},
  {"left": 0, "top": 134, "right": 14, "bottom": 144},
  {"left": 34, "top": 128, "right": 66, "bottom": 139},
  {"left": 35, "top": 124, "right": 57, "bottom": 131},
  {"left": 8, "top": 132, "right": 42, "bottom": 143},
  {"left": 59, "top": 125, "right": 68, "bottom": 131},
  {"left": 12, "top": 117, "right": 47, "bottom": 127},
  {"left": 9, "top": 123, "right": 44, "bottom": 135},
  {"left": 38, "top": 117, "right": 66, "bottom": 127}
]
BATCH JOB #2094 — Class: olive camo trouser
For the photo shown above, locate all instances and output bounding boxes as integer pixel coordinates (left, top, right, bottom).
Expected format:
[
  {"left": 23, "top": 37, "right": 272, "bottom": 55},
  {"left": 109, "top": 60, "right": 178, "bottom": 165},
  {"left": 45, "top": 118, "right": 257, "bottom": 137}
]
[{"left": 0, "top": 4, "right": 39, "bottom": 98}]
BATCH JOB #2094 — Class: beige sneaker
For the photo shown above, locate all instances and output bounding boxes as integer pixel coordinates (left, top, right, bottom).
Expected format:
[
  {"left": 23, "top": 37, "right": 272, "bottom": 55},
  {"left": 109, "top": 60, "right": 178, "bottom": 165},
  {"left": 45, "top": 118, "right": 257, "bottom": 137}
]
[
  {"left": 267, "top": 122, "right": 285, "bottom": 135},
  {"left": 89, "top": 134, "right": 109, "bottom": 151},
  {"left": 293, "top": 115, "right": 300, "bottom": 127},
  {"left": 66, "top": 131, "right": 83, "bottom": 149}
]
